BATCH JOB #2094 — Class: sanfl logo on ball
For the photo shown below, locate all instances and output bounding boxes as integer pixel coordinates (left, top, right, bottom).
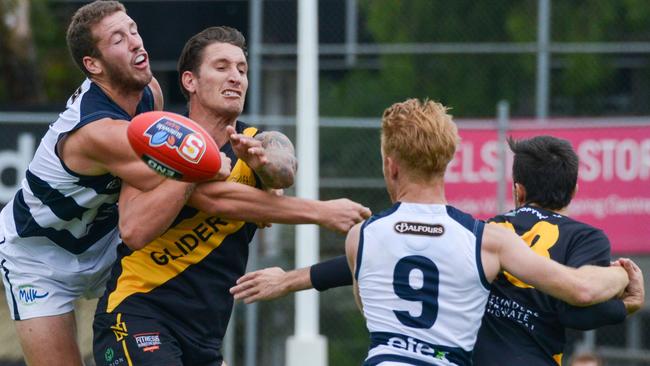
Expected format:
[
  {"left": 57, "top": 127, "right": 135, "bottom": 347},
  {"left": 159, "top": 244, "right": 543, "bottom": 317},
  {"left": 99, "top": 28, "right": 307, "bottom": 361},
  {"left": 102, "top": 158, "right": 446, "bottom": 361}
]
[{"left": 144, "top": 117, "right": 207, "bottom": 163}]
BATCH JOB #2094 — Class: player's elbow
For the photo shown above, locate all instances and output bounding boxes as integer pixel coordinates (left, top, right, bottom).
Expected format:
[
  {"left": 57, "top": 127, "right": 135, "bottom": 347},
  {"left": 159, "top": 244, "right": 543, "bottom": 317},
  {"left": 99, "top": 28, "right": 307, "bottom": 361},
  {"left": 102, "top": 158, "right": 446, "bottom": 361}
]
[
  {"left": 119, "top": 222, "right": 149, "bottom": 250},
  {"left": 269, "top": 171, "right": 295, "bottom": 189},
  {"left": 260, "top": 159, "right": 296, "bottom": 189}
]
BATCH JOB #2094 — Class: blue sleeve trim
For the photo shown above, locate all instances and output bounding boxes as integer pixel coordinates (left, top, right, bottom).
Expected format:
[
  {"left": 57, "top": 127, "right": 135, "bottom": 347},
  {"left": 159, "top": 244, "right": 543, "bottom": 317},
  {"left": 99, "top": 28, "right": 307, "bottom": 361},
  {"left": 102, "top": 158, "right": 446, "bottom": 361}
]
[
  {"left": 354, "top": 219, "right": 368, "bottom": 281},
  {"left": 355, "top": 202, "right": 402, "bottom": 281},
  {"left": 473, "top": 220, "right": 490, "bottom": 290},
  {"left": 447, "top": 205, "right": 490, "bottom": 290}
]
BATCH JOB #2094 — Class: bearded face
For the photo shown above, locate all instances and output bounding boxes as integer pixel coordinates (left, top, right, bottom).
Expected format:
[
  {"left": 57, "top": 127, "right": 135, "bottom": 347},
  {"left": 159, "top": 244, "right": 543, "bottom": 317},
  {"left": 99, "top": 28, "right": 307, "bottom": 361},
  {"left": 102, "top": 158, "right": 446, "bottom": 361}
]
[
  {"left": 101, "top": 55, "right": 152, "bottom": 93},
  {"left": 90, "top": 11, "right": 152, "bottom": 94}
]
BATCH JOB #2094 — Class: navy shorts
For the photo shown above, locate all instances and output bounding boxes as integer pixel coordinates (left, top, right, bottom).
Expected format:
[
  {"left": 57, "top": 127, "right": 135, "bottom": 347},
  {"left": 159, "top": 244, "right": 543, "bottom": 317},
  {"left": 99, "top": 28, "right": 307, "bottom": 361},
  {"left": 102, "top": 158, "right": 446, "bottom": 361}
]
[{"left": 93, "top": 312, "right": 223, "bottom": 366}]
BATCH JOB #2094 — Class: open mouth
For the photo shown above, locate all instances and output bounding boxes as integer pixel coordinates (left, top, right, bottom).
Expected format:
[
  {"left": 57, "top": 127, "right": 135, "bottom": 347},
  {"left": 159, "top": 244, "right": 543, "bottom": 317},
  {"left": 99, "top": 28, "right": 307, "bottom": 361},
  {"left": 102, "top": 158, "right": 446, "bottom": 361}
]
[
  {"left": 133, "top": 53, "right": 148, "bottom": 67},
  {"left": 222, "top": 90, "right": 241, "bottom": 98}
]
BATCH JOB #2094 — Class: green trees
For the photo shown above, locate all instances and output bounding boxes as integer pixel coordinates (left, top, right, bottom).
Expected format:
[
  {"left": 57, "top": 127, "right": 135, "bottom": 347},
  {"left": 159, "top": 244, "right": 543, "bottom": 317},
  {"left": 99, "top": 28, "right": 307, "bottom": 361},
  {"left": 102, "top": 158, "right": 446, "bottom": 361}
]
[{"left": 320, "top": 0, "right": 650, "bottom": 118}]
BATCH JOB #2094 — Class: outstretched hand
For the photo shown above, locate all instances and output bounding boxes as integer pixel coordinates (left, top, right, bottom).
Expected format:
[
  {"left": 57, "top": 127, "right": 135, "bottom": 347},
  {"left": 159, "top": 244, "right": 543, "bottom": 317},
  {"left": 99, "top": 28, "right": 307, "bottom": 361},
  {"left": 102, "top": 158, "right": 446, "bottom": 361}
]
[
  {"left": 226, "top": 125, "right": 268, "bottom": 170},
  {"left": 319, "top": 199, "right": 372, "bottom": 234},
  {"left": 230, "top": 267, "right": 290, "bottom": 304}
]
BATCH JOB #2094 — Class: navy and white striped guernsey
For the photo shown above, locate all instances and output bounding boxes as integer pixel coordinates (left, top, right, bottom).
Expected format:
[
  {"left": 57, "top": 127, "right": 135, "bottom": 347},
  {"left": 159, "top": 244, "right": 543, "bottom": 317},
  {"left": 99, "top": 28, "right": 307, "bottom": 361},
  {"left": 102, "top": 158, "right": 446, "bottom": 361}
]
[
  {"left": 356, "top": 202, "right": 489, "bottom": 366},
  {"left": 0, "top": 79, "right": 154, "bottom": 271}
]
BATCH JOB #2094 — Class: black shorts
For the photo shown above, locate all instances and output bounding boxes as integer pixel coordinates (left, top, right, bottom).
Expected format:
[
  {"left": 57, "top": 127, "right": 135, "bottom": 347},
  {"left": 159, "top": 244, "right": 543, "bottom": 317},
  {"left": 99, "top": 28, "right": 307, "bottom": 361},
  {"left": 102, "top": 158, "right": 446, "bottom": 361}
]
[{"left": 93, "top": 312, "right": 223, "bottom": 366}]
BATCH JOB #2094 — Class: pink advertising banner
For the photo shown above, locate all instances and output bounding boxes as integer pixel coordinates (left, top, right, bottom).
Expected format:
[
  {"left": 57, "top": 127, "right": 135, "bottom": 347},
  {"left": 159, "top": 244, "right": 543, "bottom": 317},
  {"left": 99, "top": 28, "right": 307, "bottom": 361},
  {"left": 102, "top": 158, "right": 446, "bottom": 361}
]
[{"left": 447, "top": 123, "right": 650, "bottom": 254}]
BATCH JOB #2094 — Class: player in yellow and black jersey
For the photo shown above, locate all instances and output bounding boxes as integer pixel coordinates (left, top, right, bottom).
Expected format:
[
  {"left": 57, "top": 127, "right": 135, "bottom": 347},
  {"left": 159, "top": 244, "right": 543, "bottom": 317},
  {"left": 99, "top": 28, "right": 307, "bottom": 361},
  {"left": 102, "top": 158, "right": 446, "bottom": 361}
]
[
  {"left": 93, "top": 26, "right": 372, "bottom": 366},
  {"left": 94, "top": 120, "right": 262, "bottom": 366},
  {"left": 472, "top": 136, "right": 644, "bottom": 366}
]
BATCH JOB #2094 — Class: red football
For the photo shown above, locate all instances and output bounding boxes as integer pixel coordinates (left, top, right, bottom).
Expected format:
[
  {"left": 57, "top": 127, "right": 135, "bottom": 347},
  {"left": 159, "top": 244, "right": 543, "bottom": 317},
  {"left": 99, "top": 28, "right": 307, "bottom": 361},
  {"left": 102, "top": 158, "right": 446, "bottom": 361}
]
[{"left": 127, "top": 111, "right": 221, "bottom": 182}]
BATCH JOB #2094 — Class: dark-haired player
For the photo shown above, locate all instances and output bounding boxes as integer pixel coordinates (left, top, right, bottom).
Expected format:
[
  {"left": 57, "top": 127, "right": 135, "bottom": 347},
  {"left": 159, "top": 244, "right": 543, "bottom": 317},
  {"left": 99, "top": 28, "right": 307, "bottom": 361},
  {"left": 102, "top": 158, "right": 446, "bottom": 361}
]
[
  {"left": 92, "top": 26, "right": 371, "bottom": 366},
  {"left": 472, "top": 136, "right": 644, "bottom": 365}
]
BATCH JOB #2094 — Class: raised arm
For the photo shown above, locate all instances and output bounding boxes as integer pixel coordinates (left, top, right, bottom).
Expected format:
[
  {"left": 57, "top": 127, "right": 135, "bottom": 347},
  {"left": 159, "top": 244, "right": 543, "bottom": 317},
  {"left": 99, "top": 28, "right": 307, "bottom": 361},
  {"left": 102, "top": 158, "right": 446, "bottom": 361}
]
[
  {"left": 63, "top": 118, "right": 169, "bottom": 191},
  {"left": 482, "top": 224, "right": 629, "bottom": 306},
  {"left": 227, "top": 126, "right": 297, "bottom": 189}
]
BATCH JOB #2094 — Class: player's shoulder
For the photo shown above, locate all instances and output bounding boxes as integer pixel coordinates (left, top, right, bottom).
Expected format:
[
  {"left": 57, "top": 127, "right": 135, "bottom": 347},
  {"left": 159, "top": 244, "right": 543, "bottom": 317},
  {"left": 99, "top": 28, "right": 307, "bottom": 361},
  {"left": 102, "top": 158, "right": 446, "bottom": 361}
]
[
  {"left": 362, "top": 202, "right": 402, "bottom": 230},
  {"left": 542, "top": 209, "right": 607, "bottom": 244},
  {"left": 445, "top": 204, "right": 483, "bottom": 231}
]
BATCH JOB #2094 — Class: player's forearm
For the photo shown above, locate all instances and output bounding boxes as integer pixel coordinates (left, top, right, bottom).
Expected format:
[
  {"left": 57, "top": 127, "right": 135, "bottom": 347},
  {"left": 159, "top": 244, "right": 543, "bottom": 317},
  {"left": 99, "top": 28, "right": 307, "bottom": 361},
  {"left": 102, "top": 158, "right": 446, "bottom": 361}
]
[
  {"left": 190, "top": 181, "right": 320, "bottom": 224},
  {"left": 119, "top": 181, "right": 195, "bottom": 249},
  {"left": 284, "top": 267, "right": 313, "bottom": 293},
  {"left": 570, "top": 265, "right": 629, "bottom": 306}
]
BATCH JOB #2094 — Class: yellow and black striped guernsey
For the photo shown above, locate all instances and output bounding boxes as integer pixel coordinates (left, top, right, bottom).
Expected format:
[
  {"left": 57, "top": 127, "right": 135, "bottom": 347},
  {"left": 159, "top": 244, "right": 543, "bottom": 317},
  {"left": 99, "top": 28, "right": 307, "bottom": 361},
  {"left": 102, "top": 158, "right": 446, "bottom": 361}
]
[
  {"left": 472, "top": 205, "right": 626, "bottom": 366},
  {"left": 94, "top": 121, "right": 261, "bottom": 366}
]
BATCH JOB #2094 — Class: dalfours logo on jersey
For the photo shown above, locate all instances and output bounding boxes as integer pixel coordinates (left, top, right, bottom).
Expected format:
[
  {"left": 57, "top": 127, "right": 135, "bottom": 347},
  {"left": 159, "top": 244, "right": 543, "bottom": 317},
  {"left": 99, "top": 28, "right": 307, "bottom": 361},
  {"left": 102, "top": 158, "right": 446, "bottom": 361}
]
[
  {"left": 394, "top": 222, "right": 445, "bottom": 236},
  {"left": 144, "top": 117, "right": 207, "bottom": 163}
]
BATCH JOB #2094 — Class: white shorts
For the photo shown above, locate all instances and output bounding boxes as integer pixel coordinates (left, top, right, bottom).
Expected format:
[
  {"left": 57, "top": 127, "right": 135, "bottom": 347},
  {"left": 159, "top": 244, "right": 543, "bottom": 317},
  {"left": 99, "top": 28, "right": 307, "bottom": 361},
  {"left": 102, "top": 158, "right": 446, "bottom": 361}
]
[{"left": 0, "top": 239, "right": 117, "bottom": 321}]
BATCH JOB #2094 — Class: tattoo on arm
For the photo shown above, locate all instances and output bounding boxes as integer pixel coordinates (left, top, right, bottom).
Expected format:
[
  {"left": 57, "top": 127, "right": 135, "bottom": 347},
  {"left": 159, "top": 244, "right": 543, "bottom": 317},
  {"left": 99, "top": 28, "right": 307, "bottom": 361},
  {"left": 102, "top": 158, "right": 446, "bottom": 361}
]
[{"left": 255, "top": 131, "right": 297, "bottom": 189}]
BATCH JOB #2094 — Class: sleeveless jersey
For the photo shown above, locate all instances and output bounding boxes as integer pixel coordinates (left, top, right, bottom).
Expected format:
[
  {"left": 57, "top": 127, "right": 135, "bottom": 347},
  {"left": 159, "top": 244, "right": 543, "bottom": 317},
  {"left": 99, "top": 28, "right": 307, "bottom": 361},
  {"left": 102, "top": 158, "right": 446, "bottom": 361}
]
[
  {"left": 473, "top": 205, "right": 612, "bottom": 365},
  {"left": 356, "top": 202, "right": 489, "bottom": 366},
  {"left": 96, "top": 121, "right": 261, "bottom": 361},
  {"left": 0, "top": 79, "right": 154, "bottom": 271}
]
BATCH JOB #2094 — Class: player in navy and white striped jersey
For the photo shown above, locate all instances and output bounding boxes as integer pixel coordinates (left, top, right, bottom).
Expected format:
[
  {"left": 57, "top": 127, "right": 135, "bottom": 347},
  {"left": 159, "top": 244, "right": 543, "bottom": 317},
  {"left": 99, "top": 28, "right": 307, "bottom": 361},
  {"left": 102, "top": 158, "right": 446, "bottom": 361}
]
[
  {"left": 0, "top": 2, "right": 167, "bottom": 365},
  {"left": 341, "top": 99, "right": 629, "bottom": 366},
  {"left": 0, "top": 2, "right": 229, "bottom": 365}
]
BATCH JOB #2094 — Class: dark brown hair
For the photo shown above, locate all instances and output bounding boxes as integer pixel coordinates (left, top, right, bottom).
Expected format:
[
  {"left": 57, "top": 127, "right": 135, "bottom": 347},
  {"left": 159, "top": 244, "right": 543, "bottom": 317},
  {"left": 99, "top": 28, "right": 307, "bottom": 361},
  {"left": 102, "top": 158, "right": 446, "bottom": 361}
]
[
  {"left": 509, "top": 135, "right": 579, "bottom": 210},
  {"left": 177, "top": 26, "right": 247, "bottom": 100},
  {"left": 66, "top": 1, "right": 126, "bottom": 76}
]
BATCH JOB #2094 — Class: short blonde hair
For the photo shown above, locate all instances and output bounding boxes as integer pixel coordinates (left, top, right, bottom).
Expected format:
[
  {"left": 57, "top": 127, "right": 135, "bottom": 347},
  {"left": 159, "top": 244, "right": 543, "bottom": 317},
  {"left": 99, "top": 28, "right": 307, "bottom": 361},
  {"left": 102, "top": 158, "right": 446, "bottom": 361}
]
[{"left": 381, "top": 98, "right": 459, "bottom": 179}]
